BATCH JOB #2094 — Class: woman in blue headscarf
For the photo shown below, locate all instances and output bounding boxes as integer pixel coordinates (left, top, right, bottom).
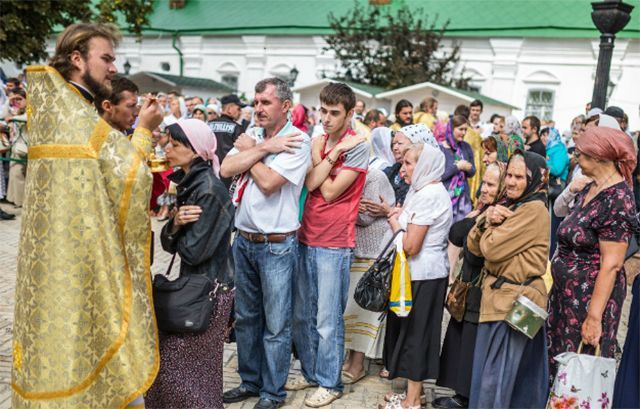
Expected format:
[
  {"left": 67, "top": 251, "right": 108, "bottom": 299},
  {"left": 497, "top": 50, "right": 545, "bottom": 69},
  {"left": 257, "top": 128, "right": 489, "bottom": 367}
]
[{"left": 541, "top": 126, "right": 569, "bottom": 257}]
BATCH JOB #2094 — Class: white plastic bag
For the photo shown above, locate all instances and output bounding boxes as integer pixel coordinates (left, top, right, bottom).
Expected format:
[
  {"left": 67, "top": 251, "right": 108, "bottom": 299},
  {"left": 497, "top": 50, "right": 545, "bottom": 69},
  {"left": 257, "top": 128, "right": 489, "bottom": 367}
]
[{"left": 547, "top": 344, "right": 616, "bottom": 409}]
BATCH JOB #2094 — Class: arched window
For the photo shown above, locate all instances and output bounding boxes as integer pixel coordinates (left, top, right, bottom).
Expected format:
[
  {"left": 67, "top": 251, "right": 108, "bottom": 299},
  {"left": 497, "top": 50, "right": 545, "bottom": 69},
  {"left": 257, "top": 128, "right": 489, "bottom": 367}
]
[
  {"left": 525, "top": 89, "right": 555, "bottom": 121},
  {"left": 217, "top": 62, "right": 240, "bottom": 92}
]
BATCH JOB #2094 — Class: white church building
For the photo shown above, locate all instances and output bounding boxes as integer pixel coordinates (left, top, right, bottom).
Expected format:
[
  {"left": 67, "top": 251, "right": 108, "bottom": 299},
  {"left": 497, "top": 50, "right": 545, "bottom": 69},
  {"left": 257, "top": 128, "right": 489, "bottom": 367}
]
[{"left": 6, "top": 0, "right": 639, "bottom": 129}]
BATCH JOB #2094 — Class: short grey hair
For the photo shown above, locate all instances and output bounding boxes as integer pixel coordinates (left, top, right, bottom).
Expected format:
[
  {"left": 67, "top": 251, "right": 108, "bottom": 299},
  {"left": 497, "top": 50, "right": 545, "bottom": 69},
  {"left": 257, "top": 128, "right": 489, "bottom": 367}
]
[{"left": 255, "top": 77, "right": 293, "bottom": 102}]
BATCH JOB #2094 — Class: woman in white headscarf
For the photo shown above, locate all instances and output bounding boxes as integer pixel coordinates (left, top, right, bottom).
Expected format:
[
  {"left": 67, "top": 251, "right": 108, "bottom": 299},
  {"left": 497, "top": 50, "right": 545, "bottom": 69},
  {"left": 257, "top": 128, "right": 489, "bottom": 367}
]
[
  {"left": 380, "top": 123, "right": 440, "bottom": 208},
  {"left": 146, "top": 119, "right": 235, "bottom": 409},
  {"left": 382, "top": 143, "right": 453, "bottom": 409},
  {"left": 369, "top": 127, "right": 395, "bottom": 170}
]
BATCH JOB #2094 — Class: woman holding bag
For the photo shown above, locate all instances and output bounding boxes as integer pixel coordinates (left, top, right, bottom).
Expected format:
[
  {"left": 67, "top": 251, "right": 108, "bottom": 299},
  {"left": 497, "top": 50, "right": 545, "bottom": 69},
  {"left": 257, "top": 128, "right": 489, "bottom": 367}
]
[
  {"left": 466, "top": 151, "right": 550, "bottom": 408},
  {"left": 146, "top": 119, "right": 235, "bottom": 409},
  {"left": 546, "top": 127, "right": 637, "bottom": 380},
  {"left": 382, "top": 143, "right": 453, "bottom": 409}
]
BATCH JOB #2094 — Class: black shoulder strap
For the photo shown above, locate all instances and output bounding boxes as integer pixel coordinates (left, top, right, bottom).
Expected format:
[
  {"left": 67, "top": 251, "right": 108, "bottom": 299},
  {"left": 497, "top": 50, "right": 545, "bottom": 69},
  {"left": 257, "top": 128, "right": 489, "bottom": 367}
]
[
  {"left": 164, "top": 253, "right": 177, "bottom": 277},
  {"left": 375, "top": 229, "right": 405, "bottom": 263}
]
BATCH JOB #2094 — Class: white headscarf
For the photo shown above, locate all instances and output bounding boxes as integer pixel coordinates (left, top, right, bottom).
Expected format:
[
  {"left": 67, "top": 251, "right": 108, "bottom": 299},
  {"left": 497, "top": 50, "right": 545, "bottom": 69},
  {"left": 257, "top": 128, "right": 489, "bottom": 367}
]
[
  {"left": 399, "top": 124, "right": 438, "bottom": 149},
  {"left": 370, "top": 127, "right": 395, "bottom": 170},
  {"left": 405, "top": 143, "right": 445, "bottom": 204}
]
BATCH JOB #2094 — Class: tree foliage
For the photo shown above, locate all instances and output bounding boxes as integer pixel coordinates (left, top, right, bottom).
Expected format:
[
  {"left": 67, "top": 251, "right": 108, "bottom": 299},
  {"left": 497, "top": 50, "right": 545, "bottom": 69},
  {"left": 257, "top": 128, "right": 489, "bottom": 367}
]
[
  {"left": 0, "top": 0, "right": 154, "bottom": 65},
  {"left": 325, "top": 2, "right": 470, "bottom": 90}
]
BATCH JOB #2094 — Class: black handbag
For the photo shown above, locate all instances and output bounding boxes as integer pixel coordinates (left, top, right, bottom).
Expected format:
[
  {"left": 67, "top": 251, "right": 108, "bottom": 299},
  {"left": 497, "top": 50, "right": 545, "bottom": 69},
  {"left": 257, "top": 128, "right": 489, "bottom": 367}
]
[
  {"left": 354, "top": 230, "right": 404, "bottom": 312},
  {"left": 152, "top": 253, "right": 219, "bottom": 334}
]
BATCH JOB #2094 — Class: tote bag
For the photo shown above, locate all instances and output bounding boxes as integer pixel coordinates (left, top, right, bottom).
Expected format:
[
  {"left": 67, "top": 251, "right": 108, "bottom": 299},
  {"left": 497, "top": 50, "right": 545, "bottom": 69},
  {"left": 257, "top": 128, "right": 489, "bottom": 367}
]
[
  {"left": 389, "top": 233, "right": 412, "bottom": 317},
  {"left": 547, "top": 343, "right": 617, "bottom": 409}
]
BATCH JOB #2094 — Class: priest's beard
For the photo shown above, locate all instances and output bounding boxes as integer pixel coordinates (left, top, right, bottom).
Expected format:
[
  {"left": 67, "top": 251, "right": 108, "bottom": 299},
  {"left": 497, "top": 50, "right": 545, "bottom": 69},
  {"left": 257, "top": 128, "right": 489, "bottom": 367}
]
[{"left": 82, "top": 70, "right": 112, "bottom": 101}]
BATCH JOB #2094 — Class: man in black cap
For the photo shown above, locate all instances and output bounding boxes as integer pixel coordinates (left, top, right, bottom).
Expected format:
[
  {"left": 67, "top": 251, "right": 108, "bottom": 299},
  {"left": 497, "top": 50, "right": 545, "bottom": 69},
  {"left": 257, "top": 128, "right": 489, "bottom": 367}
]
[
  {"left": 604, "top": 106, "right": 625, "bottom": 130},
  {"left": 210, "top": 94, "right": 247, "bottom": 187}
]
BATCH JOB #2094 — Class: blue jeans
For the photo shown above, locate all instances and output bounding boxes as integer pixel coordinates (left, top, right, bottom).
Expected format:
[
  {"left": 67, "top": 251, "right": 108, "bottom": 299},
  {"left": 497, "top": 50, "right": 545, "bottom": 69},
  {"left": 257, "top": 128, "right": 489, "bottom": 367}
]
[
  {"left": 293, "top": 244, "right": 353, "bottom": 392},
  {"left": 233, "top": 234, "right": 297, "bottom": 402}
]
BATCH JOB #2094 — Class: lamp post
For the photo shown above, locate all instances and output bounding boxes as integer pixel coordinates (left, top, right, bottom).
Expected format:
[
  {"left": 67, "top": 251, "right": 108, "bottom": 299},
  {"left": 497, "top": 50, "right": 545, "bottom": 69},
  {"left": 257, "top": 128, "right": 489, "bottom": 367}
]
[
  {"left": 288, "top": 66, "right": 299, "bottom": 88},
  {"left": 590, "top": 0, "right": 634, "bottom": 109},
  {"left": 123, "top": 59, "right": 132, "bottom": 76}
]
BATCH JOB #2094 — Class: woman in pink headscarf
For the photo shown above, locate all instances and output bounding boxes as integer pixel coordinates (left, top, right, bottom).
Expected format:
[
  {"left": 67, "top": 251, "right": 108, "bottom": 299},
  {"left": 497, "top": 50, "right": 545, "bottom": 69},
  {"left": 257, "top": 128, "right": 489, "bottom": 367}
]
[
  {"left": 146, "top": 119, "right": 235, "bottom": 409},
  {"left": 547, "top": 126, "right": 638, "bottom": 383},
  {"left": 291, "top": 103, "right": 310, "bottom": 135}
]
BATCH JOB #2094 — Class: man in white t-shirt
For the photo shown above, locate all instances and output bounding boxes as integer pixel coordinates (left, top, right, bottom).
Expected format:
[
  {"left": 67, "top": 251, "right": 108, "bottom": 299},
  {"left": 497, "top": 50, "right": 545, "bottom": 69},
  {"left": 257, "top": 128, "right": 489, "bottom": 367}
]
[{"left": 221, "top": 78, "right": 311, "bottom": 409}]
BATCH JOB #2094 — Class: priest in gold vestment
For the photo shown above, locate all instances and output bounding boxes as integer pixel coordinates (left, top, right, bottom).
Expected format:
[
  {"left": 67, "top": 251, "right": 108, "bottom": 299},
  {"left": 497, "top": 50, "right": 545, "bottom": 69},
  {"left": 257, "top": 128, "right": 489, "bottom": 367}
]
[{"left": 12, "top": 24, "right": 163, "bottom": 409}]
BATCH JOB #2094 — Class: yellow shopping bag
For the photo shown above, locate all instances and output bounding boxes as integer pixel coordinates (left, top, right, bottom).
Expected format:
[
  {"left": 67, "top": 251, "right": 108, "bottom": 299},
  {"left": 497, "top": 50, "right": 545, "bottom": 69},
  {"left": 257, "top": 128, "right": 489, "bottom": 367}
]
[{"left": 389, "top": 234, "right": 412, "bottom": 317}]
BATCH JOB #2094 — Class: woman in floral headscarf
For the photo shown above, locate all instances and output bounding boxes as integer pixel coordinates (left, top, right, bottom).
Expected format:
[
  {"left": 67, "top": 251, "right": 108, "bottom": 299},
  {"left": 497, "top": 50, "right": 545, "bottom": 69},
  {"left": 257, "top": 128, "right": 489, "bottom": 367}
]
[
  {"left": 440, "top": 115, "right": 476, "bottom": 223},
  {"left": 502, "top": 115, "right": 525, "bottom": 154},
  {"left": 382, "top": 123, "right": 439, "bottom": 206}
]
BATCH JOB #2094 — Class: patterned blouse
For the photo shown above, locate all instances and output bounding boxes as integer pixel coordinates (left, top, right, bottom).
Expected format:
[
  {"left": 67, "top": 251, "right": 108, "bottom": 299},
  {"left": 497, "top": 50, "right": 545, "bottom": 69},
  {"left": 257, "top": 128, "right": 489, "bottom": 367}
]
[{"left": 547, "top": 181, "right": 636, "bottom": 376}]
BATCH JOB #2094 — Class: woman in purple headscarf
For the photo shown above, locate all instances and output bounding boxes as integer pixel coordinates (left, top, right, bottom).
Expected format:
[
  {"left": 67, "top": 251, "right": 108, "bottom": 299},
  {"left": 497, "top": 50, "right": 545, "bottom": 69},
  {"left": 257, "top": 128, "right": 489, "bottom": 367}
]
[
  {"left": 146, "top": 119, "right": 235, "bottom": 409},
  {"left": 440, "top": 115, "right": 476, "bottom": 223}
]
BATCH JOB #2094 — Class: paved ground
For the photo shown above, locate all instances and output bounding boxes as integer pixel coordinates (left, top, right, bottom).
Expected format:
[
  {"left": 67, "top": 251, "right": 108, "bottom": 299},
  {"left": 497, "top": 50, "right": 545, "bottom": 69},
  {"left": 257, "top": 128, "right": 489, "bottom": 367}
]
[{"left": 0, "top": 205, "right": 633, "bottom": 408}]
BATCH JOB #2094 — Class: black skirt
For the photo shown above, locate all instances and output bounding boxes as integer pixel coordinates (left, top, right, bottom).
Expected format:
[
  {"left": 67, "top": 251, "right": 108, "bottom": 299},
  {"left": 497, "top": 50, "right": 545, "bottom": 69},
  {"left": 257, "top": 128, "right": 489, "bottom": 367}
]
[
  {"left": 383, "top": 278, "right": 447, "bottom": 382},
  {"left": 436, "top": 317, "right": 478, "bottom": 397}
]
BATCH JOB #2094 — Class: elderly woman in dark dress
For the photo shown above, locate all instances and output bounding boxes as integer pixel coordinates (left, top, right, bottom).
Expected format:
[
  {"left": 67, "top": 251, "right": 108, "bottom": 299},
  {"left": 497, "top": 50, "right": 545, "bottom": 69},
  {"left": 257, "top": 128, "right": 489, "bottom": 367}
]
[
  {"left": 466, "top": 151, "right": 550, "bottom": 408},
  {"left": 546, "top": 127, "right": 637, "bottom": 379},
  {"left": 146, "top": 119, "right": 235, "bottom": 409},
  {"left": 433, "top": 162, "right": 507, "bottom": 409}
]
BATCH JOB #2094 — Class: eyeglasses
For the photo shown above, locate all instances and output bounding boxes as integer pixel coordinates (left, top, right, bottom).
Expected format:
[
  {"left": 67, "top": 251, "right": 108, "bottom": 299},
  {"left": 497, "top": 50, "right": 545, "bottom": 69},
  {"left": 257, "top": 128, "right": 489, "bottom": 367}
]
[{"left": 574, "top": 150, "right": 582, "bottom": 158}]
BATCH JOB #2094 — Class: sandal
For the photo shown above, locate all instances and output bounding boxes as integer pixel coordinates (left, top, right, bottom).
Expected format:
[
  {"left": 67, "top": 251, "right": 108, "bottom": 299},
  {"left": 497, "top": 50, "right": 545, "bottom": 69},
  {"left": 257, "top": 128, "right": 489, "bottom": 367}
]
[
  {"left": 384, "top": 392, "right": 427, "bottom": 406},
  {"left": 379, "top": 398, "right": 421, "bottom": 409},
  {"left": 342, "top": 369, "right": 366, "bottom": 385},
  {"left": 379, "top": 368, "right": 390, "bottom": 378}
]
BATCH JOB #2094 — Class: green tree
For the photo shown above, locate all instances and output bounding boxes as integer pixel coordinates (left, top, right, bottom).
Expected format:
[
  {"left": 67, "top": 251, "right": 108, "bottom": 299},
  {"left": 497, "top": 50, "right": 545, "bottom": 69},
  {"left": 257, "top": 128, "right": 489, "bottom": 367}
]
[
  {"left": 0, "top": 0, "right": 154, "bottom": 65},
  {"left": 325, "top": 1, "right": 470, "bottom": 90}
]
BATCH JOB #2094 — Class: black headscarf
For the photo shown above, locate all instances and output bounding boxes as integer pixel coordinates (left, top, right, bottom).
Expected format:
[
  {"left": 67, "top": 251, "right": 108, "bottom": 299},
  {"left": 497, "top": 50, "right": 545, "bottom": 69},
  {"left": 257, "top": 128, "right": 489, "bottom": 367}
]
[{"left": 502, "top": 150, "right": 549, "bottom": 208}]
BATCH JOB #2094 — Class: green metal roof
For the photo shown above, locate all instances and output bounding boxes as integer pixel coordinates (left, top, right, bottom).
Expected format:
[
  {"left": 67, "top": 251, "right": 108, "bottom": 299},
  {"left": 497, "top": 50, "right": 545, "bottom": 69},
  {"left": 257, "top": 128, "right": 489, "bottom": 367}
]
[
  {"left": 441, "top": 85, "right": 521, "bottom": 110},
  {"left": 144, "top": 72, "right": 234, "bottom": 91},
  {"left": 344, "top": 81, "right": 386, "bottom": 97},
  {"left": 140, "top": 0, "right": 639, "bottom": 39}
]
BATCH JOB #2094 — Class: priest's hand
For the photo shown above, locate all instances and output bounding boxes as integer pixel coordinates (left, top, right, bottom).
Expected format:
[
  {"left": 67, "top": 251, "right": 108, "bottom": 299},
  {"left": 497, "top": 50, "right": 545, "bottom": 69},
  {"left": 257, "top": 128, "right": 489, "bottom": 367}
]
[{"left": 138, "top": 96, "right": 164, "bottom": 131}]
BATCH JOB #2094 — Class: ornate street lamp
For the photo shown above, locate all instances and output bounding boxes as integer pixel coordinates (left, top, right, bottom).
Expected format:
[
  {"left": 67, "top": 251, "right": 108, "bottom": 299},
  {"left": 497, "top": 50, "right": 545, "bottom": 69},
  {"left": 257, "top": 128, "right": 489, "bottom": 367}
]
[
  {"left": 590, "top": 0, "right": 634, "bottom": 109},
  {"left": 288, "top": 66, "right": 299, "bottom": 87},
  {"left": 123, "top": 59, "right": 132, "bottom": 76}
]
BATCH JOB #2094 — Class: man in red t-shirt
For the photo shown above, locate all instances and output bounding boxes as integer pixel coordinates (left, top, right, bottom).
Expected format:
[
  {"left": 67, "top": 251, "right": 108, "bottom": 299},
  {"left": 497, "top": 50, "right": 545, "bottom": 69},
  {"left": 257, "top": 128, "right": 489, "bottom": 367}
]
[{"left": 288, "top": 83, "right": 370, "bottom": 407}]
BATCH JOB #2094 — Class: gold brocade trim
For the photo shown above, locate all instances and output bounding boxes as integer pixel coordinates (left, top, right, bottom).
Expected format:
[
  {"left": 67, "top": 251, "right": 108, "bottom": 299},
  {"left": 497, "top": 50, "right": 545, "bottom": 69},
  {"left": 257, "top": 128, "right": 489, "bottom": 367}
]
[
  {"left": 28, "top": 144, "right": 97, "bottom": 160},
  {"left": 119, "top": 229, "right": 160, "bottom": 409},
  {"left": 119, "top": 155, "right": 141, "bottom": 235},
  {"left": 135, "top": 127, "right": 152, "bottom": 139},
  {"left": 89, "top": 119, "right": 112, "bottom": 154},
  {"left": 12, "top": 123, "right": 136, "bottom": 401},
  {"left": 26, "top": 65, "right": 90, "bottom": 103}
]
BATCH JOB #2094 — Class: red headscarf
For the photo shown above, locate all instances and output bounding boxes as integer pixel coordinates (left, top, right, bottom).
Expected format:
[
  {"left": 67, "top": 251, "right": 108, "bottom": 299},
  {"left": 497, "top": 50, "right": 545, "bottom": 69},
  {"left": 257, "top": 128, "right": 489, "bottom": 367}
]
[
  {"left": 291, "top": 104, "right": 309, "bottom": 134},
  {"left": 575, "top": 127, "right": 637, "bottom": 186}
]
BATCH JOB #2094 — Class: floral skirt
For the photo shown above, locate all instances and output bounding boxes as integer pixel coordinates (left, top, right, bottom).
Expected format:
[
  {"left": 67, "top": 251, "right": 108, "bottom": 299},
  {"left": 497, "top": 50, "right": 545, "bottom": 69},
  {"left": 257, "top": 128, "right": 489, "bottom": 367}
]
[{"left": 145, "top": 288, "right": 234, "bottom": 409}]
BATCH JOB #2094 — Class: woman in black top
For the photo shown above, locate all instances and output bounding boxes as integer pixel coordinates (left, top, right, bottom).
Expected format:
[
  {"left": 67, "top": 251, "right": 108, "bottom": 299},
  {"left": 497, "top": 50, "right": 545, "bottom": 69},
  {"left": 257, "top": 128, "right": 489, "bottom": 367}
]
[
  {"left": 146, "top": 119, "right": 235, "bottom": 409},
  {"left": 433, "top": 162, "right": 506, "bottom": 409}
]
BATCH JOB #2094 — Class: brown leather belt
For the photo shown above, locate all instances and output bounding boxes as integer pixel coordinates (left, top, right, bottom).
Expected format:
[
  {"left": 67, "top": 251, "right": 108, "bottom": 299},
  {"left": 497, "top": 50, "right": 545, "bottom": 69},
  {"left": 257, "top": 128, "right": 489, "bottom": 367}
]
[{"left": 238, "top": 230, "right": 296, "bottom": 243}]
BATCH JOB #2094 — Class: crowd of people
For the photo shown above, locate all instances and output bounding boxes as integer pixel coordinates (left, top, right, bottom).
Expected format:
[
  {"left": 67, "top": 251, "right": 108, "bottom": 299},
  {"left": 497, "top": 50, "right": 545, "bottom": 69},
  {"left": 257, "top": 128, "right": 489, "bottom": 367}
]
[{"left": 9, "top": 22, "right": 640, "bottom": 409}]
